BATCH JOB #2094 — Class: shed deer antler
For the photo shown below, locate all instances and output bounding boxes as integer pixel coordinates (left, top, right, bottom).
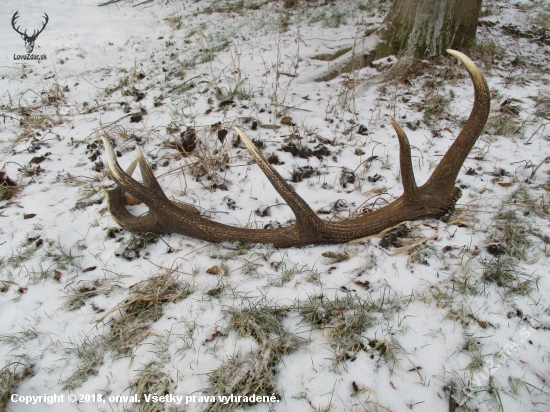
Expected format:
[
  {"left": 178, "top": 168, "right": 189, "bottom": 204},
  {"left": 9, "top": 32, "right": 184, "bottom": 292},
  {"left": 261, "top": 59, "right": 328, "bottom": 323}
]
[{"left": 101, "top": 50, "right": 489, "bottom": 248}]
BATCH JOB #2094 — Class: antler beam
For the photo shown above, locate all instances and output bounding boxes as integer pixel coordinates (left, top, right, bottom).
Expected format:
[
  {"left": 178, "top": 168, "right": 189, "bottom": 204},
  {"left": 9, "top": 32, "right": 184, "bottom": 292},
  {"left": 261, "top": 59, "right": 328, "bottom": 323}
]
[{"left": 101, "top": 50, "right": 489, "bottom": 248}]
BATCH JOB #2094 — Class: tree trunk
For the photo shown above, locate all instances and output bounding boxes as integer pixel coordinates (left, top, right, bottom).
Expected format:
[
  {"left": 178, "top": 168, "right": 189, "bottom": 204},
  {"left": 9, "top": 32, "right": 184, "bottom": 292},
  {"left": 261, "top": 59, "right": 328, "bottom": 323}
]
[
  {"left": 306, "top": 0, "right": 482, "bottom": 83},
  {"left": 379, "top": 0, "right": 482, "bottom": 59}
]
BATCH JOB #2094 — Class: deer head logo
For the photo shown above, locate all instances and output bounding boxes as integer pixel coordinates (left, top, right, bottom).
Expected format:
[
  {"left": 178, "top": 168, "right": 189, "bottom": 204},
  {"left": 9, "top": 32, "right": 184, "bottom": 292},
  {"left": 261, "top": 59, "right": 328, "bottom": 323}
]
[{"left": 11, "top": 11, "right": 49, "bottom": 54}]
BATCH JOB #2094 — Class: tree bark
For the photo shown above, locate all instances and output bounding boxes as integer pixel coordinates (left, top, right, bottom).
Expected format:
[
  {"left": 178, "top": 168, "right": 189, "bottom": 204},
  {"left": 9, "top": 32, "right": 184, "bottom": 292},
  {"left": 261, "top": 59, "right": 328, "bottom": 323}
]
[
  {"left": 380, "top": 0, "right": 482, "bottom": 59},
  {"left": 305, "top": 0, "right": 482, "bottom": 83}
]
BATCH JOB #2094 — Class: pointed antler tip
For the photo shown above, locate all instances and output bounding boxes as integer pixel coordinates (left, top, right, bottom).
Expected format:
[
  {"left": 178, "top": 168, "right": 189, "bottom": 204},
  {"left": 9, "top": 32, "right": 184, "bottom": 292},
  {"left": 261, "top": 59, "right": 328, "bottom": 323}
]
[
  {"left": 447, "top": 49, "right": 477, "bottom": 71},
  {"left": 233, "top": 126, "right": 248, "bottom": 141},
  {"left": 101, "top": 135, "right": 111, "bottom": 148},
  {"left": 388, "top": 116, "right": 406, "bottom": 137},
  {"left": 234, "top": 126, "right": 256, "bottom": 153},
  {"left": 101, "top": 136, "right": 119, "bottom": 171},
  {"left": 134, "top": 144, "right": 149, "bottom": 171}
]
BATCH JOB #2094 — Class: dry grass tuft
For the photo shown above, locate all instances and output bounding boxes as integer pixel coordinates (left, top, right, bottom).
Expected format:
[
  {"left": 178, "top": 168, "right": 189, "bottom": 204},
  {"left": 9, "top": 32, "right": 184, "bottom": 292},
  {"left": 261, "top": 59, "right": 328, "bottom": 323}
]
[
  {"left": 103, "top": 273, "right": 192, "bottom": 357},
  {"left": 229, "top": 304, "right": 289, "bottom": 343},
  {"left": 0, "top": 172, "right": 18, "bottom": 201},
  {"left": 62, "top": 336, "right": 106, "bottom": 391},
  {"left": 205, "top": 299, "right": 302, "bottom": 410},
  {"left": 130, "top": 361, "right": 175, "bottom": 412},
  {"left": 468, "top": 40, "right": 508, "bottom": 71},
  {"left": 0, "top": 357, "right": 33, "bottom": 411},
  {"left": 480, "top": 191, "right": 538, "bottom": 296},
  {"left": 63, "top": 279, "right": 120, "bottom": 311},
  {"left": 485, "top": 113, "right": 522, "bottom": 137},
  {"left": 207, "top": 338, "right": 299, "bottom": 411},
  {"left": 297, "top": 291, "right": 405, "bottom": 364}
]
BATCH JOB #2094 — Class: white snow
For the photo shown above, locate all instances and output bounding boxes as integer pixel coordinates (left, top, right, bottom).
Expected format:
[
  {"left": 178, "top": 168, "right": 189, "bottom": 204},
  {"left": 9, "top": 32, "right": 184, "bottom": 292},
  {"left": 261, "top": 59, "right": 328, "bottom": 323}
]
[{"left": 1, "top": 0, "right": 549, "bottom": 411}]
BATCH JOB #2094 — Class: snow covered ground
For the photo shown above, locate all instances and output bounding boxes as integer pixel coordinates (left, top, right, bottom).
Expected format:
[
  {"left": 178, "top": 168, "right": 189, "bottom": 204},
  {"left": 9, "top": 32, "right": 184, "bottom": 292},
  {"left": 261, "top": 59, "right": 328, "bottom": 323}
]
[{"left": 1, "top": 0, "right": 550, "bottom": 411}]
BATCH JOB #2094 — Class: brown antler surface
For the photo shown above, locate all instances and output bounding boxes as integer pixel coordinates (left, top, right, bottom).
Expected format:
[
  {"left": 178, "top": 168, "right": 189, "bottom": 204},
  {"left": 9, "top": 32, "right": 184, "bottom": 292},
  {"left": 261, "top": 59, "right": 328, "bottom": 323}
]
[{"left": 101, "top": 50, "right": 489, "bottom": 248}]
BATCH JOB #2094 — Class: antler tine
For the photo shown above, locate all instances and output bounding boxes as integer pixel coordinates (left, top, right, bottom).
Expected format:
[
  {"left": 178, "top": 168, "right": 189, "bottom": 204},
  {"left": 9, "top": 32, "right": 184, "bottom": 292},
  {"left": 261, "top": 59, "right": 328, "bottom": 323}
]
[
  {"left": 234, "top": 127, "right": 324, "bottom": 230},
  {"left": 102, "top": 134, "right": 306, "bottom": 246},
  {"left": 102, "top": 136, "right": 170, "bottom": 204},
  {"left": 426, "top": 49, "right": 490, "bottom": 193},
  {"left": 133, "top": 144, "right": 170, "bottom": 197},
  {"left": 389, "top": 116, "right": 419, "bottom": 202},
  {"left": 103, "top": 155, "right": 162, "bottom": 233},
  {"left": 126, "top": 156, "right": 138, "bottom": 177}
]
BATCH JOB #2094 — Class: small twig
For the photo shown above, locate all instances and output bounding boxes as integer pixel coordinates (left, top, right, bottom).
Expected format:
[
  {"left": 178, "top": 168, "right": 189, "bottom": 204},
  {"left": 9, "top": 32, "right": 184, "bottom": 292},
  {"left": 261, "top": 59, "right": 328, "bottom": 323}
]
[
  {"left": 530, "top": 156, "right": 550, "bottom": 179},
  {"left": 133, "top": 0, "right": 153, "bottom": 6},
  {"left": 386, "top": 235, "right": 438, "bottom": 256},
  {"left": 526, "top": 229, "right": 550, "bottom": 244},
  {"left": 167, "top": 75, "right": 202, "bottom": 93},
  {"left": 226, "top": 257, "right": 262, "bottom": 275},
  {"left": 525, "top": 122, "right": 549, "bottom": 145},
  {"left": 99, "top": 113, "right": 133, "bottom": 127},
  {"left": 144, "top": 258, "right": 193, "bottom": 276},
  {"left": 347, "top": 192, "right": 392, "bottom": 219},
  {"left": 98, "top": 0, "right": 124, "bottom": 6},
  {"left": 271, "top": 103, "right": 312, "bottom": 112},
  {"left": 157, "top": 236, "right": 175, "bottom": 251},
  {"left": 348, "top": 221, "right": 411, "bottom": 244}
]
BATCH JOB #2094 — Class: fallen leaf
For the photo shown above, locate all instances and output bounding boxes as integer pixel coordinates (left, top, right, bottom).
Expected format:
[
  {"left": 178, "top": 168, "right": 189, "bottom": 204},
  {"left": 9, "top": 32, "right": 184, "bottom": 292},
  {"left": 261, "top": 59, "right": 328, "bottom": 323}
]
[
  {"left": 207, "top": 266, "right": 221, "bottom": 275},
  {"left": 29, "top": 156, "right": 46, "bottom": 164},
  {"left": 83, "top": 266, "right": 97, "bottom": 273},
  {"left": 23, "top": 213, "right": 36, "bottom": 219},
  {"left": 407, "top": 366, "right": 422, "bottom": 372},
  {"left": 217, "top": 129, "right": 228, "bottom": 143},
  {"left": 498, "top": 182, "right": 512, "bottom": 187},
  {"left": 123, "top": 195, "right": 142, "bottom": 206},
  {"left": 107, "top": 227, "right": 121, "bottom": 238},
  {"left": 353, "top": 280, "right": 371, "bottom": 289},
  {"left": 206, "top": 287, "right": 223, "bottom": 297},
  {"left": 281, "top": 116, "right": 293, "bottom": 126},
  {"left": 322, "top": 251, "right": 349, "bottom": 262},
  {"left": 259, "top": 124, "right": 281, "bottom": 130},
  {"left": 203, "top": 329, "right": 226, "bottom": 344}
]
